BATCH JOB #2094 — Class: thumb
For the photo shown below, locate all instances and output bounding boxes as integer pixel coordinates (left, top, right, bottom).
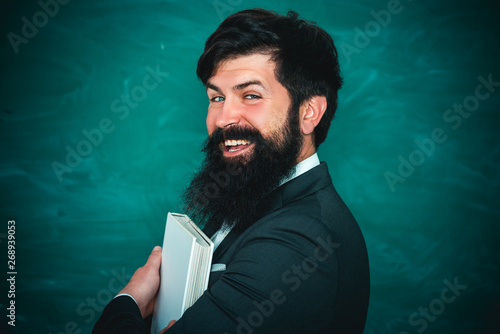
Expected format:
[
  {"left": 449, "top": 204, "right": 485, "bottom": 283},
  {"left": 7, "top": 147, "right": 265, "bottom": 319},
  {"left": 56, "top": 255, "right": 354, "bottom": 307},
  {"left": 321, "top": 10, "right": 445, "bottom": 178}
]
[{"left": 145, "top": 246, "right": 162, "bottom": 268}]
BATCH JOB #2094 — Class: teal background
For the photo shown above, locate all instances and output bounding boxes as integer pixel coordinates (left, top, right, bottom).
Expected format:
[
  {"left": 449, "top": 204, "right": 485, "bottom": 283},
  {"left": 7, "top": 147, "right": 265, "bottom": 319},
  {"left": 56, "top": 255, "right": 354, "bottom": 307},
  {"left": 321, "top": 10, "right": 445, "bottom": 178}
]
[{"left": 1, "top": 0, "right": 499, "bottom": 333}]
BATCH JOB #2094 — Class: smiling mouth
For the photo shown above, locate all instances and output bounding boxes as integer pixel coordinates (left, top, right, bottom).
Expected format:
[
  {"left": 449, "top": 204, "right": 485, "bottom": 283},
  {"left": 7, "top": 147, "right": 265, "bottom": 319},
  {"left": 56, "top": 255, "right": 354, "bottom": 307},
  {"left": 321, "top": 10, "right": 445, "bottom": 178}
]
[{"left": 222, "top": 139, "right": 254, "bottom": 156}]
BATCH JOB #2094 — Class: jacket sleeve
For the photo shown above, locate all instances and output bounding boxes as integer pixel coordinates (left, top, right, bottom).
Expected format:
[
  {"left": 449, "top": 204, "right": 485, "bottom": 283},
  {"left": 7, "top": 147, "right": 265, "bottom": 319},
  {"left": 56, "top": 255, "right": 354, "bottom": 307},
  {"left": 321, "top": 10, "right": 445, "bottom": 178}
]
[{"left": 92, "top": 295, "right": 148, "bottom": 334}]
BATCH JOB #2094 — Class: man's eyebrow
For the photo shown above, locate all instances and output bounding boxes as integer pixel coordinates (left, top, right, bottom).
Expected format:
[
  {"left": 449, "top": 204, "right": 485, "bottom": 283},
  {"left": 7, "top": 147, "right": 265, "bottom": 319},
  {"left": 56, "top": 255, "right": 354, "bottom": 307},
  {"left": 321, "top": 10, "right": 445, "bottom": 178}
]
[
  {"left": 206, "top": 80, "right": 269, "bottom": 93},
  {"left": 233, "top": 80, "right": 268, "bottom": 92},
  {"left": 206, "top": 82, "right": 221, "bottom": 93}
]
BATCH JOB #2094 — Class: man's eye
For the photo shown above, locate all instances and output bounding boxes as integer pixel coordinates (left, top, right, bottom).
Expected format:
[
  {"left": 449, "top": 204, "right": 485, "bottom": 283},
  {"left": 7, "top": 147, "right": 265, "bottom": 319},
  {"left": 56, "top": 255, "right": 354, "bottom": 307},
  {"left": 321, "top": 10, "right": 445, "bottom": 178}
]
[
  {"left": 210, "top": 96, "right": 225, "bottom": 102},
  {"left": 244, "top": 94, "right": 261, "bottom": 100}
]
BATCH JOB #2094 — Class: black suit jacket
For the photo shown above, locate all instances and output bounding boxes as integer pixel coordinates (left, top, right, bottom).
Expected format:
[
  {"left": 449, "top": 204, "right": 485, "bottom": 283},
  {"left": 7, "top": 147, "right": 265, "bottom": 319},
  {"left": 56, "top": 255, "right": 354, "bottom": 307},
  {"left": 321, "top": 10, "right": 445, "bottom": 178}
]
[{"left": 93, "top": 162, "right": 370, "bottom": 333}]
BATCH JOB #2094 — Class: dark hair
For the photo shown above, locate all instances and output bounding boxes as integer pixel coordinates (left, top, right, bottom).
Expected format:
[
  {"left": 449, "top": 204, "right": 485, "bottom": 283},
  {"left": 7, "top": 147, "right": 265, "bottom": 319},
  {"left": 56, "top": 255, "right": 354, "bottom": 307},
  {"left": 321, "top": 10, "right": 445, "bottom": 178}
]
[{"left": 197, "top": 8, "right": 343, "bottom": 148}]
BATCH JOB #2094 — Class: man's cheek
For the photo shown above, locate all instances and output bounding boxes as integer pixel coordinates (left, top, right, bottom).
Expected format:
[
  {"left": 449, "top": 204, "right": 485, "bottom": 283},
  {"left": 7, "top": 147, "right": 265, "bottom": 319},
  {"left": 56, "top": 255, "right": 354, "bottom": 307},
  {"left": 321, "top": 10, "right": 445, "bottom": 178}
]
[{"left": 206, "top": 113, "right": 217, "bottom": 135}]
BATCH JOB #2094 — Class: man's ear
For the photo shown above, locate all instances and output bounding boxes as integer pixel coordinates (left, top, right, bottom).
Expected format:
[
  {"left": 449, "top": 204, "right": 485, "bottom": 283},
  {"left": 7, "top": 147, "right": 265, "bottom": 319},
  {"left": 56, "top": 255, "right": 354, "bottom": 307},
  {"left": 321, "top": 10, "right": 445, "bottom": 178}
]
[{"left": 300, "top": 95, "right": 327, "bottom": 135}]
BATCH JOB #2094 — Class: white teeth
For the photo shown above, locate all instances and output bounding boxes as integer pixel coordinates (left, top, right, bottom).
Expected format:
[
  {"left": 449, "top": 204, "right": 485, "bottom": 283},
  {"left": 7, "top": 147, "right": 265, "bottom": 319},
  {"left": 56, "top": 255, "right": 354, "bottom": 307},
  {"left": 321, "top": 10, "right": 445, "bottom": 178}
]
[{"left": 224, "top": 139, "right": 251, "bottom": 147}]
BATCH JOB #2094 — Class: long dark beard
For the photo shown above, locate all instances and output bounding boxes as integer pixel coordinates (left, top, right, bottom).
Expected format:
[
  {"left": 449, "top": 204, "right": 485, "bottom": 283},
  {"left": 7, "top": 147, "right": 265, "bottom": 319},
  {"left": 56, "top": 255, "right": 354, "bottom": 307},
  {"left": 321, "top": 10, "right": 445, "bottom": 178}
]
[{"left": 182, "top": 106, "right": 303, "bottom": 235}]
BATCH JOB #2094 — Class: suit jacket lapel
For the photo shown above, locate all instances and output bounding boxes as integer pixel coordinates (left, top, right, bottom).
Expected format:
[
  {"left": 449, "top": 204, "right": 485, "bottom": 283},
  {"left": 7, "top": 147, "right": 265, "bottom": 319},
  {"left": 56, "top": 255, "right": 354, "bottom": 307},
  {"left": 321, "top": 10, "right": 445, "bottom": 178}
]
[{"left": 212, "top": 227, "right": 242, "bottom": 262}]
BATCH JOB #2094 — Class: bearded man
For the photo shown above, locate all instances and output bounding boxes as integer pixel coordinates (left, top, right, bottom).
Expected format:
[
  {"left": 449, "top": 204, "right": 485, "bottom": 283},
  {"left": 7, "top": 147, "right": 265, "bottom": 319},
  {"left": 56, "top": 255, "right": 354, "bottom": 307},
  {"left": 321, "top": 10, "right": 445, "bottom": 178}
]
[{"left": 94, "top": 8, "right": 369, "bottom": 334}]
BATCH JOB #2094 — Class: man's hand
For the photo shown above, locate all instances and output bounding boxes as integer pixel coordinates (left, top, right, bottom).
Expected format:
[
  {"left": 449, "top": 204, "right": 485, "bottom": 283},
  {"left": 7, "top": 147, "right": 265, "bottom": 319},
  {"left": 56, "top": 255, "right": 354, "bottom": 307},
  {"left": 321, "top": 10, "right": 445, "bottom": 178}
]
[
  {"left": 118, "top": 246, "right": 162, "bottom": 318},
  {"left": 159, "top": 320, "right": 177, "bottom": 334}
]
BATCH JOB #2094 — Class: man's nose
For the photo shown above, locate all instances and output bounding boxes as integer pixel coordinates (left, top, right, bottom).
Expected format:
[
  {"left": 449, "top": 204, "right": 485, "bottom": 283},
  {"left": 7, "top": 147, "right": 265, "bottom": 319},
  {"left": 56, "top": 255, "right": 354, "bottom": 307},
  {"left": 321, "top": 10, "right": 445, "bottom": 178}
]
[{"left": 216, "top": 98, "right": 241, "bottom": 128}]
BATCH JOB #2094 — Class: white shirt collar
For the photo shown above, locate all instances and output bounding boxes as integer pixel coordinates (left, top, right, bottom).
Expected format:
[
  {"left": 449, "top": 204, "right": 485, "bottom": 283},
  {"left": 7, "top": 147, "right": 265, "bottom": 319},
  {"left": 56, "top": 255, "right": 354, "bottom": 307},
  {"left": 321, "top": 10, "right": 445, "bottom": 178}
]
[{"left": 279, "top": 152, "right": 320, "bottom": 186}]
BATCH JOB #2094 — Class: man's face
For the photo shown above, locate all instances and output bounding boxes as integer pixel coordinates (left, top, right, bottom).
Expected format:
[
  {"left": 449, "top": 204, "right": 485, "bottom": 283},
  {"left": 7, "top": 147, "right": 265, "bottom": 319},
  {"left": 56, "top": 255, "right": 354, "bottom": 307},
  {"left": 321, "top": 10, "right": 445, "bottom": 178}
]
[
  {"left": 183, "top": 53, "right": 304, "bottom": 233},
  {"left": 205, "top": 53, "right": 292, "bottom": 163}
]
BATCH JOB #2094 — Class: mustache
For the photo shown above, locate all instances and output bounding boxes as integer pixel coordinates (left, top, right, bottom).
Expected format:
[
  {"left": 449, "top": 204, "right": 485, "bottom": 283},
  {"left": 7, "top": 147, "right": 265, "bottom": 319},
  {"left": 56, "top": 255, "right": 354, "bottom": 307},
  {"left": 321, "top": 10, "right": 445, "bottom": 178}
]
[{"left": 209, "top": 126, "right": 263, "bottom": 145}]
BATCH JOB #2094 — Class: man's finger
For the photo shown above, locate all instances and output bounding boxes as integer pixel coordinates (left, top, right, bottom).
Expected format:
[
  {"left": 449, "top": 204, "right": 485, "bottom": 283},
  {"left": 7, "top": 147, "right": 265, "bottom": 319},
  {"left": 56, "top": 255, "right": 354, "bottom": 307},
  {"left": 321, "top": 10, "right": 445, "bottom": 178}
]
[
  {"left": 146, "top": 246, "right": 162, "bottom": 268},
  {"left": 159, "top": 320, "right": 176, "bottom": 333}
]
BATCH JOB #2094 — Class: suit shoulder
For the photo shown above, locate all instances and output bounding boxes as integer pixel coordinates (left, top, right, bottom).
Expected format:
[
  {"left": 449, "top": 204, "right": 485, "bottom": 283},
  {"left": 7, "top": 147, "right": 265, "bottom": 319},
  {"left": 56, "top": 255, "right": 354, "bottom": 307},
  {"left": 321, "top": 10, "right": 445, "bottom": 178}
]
[{"left": 239, "top": 207, "right": 333, "bottom": 256}]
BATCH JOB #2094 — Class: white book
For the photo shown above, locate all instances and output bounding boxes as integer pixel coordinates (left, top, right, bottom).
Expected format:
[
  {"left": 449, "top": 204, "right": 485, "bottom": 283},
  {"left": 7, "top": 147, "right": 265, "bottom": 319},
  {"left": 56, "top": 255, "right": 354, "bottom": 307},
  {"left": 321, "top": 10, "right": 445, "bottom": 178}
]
[{"left": 151, "top": 212, "right": 214, "bottom": 334}]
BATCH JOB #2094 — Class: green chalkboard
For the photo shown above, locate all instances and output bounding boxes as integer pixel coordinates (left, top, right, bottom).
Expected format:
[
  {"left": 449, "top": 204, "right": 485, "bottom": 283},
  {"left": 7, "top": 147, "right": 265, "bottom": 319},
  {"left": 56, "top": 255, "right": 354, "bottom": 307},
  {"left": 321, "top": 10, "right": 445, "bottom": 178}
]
[{"left": 1, "top": 0, "right": 499, "bottom": 333}]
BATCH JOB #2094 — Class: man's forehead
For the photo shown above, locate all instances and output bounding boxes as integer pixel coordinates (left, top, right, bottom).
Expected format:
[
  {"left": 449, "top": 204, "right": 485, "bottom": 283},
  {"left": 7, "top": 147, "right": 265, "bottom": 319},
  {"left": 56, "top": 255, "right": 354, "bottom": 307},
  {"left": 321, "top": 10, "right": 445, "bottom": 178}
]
[{"left": 207, "top": 54, "right": 277, "bottom": 90}]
